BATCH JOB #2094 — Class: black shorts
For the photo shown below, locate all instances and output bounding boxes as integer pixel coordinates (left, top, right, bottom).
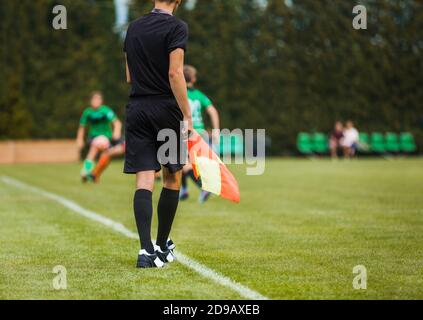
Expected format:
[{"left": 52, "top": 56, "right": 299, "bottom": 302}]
[
  {"left": 111, "top": 138, "right": 125, "bottom": 147},
  {"left": 124, "top": 96, "right": 186, "bottom": 174}
]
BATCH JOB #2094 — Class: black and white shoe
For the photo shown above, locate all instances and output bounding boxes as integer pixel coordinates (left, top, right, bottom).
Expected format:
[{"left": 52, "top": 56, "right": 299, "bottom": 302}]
[
  {"left": 166, "top": 238, "right": 176, "bottom": 251},
  {"left": 136, "top": 249, "right": 164, "bottom": 269},
  {"left": 155, "top": 245, "right": 176, "bottom": 263}
]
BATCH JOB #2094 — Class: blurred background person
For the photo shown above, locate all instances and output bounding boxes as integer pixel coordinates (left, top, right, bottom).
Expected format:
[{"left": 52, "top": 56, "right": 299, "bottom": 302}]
[
  {"left": 329, "top": 121, "right": 344, "bottom": 159},
  {"left": 180, "top": 65, "right": 220, "bottom": 203},
  {"left": 341, "top": 121, "right": 359, "bottom": 158},
  {"left": 76, "top": 91, "right": 122, "bottom": 182}
]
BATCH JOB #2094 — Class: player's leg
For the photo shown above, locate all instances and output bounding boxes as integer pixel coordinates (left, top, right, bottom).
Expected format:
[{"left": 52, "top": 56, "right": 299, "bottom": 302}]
[
  {"left": 81, "top": 136, "right": 110, "bottom": 181},
  {"left": 91, "top": 151, "right": 111, "bottom": 182},
  {"left": 199, "top": 189, "right": 212, "bottom": 204},
  {"left": 185, "top": 163, "right": 202, "bottom": 188},
  {"left": 180, "top": 153, "right": 211, "bottom": 203},
  {"left": 81, "top": 144, "right": 99, "bottom": 181},
  {"left": 351, "top": 143, "right": 357, "bottom": 157},
  {"left": 330, "top": 138, "right": 337, "bottom": 159},
  {"left": 81, "top": 144, "right": 94, "bottom": 175},
  {"left": 92, "top": 143, "right": 125, "bottom": 182},
  {"left": 180, "top": 164, "right": 191, "bottom": 200},
  {"left": 343, "top": 146, "right": 350, "bottom": 158},
  {"left": 186, "top": 164, "right": 212, "bottom": 204}
]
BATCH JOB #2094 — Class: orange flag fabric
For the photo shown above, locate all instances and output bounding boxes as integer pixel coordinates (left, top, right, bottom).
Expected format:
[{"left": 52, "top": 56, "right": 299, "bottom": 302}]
[{"left": 187, "top": 130, "right": 240, "bottom": 203}]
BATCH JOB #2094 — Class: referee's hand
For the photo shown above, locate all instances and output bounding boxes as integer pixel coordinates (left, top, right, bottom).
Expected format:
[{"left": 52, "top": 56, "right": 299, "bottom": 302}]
[
  {"left": 184, "top": 117, "right": 193, "bottom": 132},
  {"left": 182, "top": 117, "right": 193, "bottom": 141}
]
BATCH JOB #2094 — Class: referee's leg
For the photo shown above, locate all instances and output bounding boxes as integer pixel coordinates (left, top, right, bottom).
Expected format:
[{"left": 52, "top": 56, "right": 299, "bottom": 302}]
[
  {"left": 134, "top": 171, "right": 156, "bottom": 254},
  {"left": 156, "top": 167, "right": 182, "bottom": 251}
]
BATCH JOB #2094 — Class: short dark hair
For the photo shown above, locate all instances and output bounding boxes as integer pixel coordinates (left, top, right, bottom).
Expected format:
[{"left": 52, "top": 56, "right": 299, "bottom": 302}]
[
  {"left": 184, "top": 65, "right": 197, "bottom": 83},
  {"left": 90, "top": 90, "right": 103, "bottom": 99}
]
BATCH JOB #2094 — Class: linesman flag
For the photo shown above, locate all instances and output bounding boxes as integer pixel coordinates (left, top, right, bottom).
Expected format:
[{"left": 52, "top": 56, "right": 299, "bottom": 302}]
[{"left": 187, "top": 130, "right": 240, "bottom": 203}]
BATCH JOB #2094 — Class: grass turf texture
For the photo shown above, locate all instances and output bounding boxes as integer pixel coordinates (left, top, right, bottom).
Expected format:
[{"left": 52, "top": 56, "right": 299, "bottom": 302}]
[{"left": 0, "top": 158, "right": 423, "bottom": 300}]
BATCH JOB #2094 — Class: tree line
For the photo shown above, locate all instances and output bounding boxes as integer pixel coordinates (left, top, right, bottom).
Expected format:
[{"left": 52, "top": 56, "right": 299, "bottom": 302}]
[{"left": 1, "top": 0, "right": 422, "bottom": 154}]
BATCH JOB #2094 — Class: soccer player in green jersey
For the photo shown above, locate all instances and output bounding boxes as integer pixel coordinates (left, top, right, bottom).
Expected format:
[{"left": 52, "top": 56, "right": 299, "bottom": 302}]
[
  {"left": 76, "top": 91, "right": 122, "bottom": 182},
  {"left": 181, "top": 65, "right": 220, "bottom": 203}
]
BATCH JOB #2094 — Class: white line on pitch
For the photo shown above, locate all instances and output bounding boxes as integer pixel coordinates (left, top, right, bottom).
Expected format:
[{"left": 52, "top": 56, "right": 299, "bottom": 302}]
[{"left": 0, "top": 176, "right": 268, "bottom": 300}]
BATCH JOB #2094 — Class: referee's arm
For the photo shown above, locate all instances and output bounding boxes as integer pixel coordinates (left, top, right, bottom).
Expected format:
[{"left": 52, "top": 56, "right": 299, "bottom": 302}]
[{"left": 169, "top": 48, "right": 193, "bottom": 131}]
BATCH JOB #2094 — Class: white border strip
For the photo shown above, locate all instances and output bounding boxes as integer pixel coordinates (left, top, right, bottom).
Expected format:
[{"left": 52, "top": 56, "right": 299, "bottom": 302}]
[{"left": 1, "top": 176, "right": 268, "bottom": 300}]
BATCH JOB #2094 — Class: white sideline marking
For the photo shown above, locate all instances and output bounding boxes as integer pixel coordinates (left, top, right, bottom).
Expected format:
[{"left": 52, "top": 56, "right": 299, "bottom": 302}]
[{"left": 0, "top": 176, "right": 268, "bottom": 300}]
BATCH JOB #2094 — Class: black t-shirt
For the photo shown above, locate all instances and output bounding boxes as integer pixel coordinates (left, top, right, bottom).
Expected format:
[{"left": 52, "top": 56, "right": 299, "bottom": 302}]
[{"left": 124, "top": 12, "right": 189, "bottom": 98}]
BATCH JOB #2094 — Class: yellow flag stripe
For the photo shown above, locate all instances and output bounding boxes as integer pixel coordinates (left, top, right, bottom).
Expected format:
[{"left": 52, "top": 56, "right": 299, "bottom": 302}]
[{"left": 196, "top": 156, "right": 222, "bottom": 195}]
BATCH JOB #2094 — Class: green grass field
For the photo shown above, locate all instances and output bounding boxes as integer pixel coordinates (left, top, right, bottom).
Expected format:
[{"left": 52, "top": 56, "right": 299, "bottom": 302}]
[{"left": 1, "top": 158, "right": 423, "bottom": 300}]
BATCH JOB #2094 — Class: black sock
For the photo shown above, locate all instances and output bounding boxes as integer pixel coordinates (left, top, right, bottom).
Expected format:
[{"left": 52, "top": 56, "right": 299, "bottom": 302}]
[
  {"left": 188, "top": 170, "right": 202, "bottom": 188},
  {"left": 157, "top": 188, "right": 180, "bottom": 251},
  {"left": 133, "top": 189, "right": 154, "bottom": 254},
  {"left": 181, "top": 172, "right": 187, "bottom": 189}
]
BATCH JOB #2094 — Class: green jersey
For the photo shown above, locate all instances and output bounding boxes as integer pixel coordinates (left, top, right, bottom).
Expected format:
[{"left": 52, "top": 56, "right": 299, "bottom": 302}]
[
  {"left": 79, "top": 105, "right": 117, "bottom": 140},
  {"left": 187, "top": 88, "right": 213, "bottom": 133}
]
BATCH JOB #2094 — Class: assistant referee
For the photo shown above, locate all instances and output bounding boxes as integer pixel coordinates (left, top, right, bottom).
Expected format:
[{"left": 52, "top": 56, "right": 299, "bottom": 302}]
[{"left": 124, "top": 0, "right": 192, "bottom": 268}]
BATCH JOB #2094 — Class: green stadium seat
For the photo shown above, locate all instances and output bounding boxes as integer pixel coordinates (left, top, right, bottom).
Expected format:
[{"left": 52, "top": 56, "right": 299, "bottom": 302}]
[
  {"left": 359, "top": 133, "right": 369, "bottom": 144},
  {"left": 297, "top": 132, "right": 313, "bottom": 155},
  {"left": 385, "top": 132, "right": 400, "bottom": 153},
  {"left": 400, "top": 132, "right": 417, "bottom": 153},
  {"left": 312, "top": 133, "right": 328, "bottom": 154},
  {"left": 370, "top": 132, "right": 385, "bottom": 154},
  {"left": 358, "top": 133, "right": 370, "bottom": 153}
]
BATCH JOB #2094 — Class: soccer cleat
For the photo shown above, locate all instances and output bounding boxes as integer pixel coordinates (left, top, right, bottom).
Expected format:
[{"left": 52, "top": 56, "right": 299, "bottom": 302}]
[
  {"left": 81, "top": 166, "right": 95, "bottom": 184},
  {"left": 166, "top": 238, "right": 176, "bottom": 251},
  {"left": 155, "top": 245, "right": 176, "bottom": 263},
  {"left": 199, "top": 190, "right": 211, "bottom": 203},
  {"left": 80, "top": 168, "right": 88, "bottom": 183},
  {"left": 81, "top": 174, "right": 95, "bottom": 184},
  {"left": 136, "top": 250, "right": 164, "bottom": 269},
  {"left": 81, "top": 160, "right": 95, "bottom": 181},
  {"left": 179, "top": 189, "right": 189, "bottom": 201},
  {"left": 89, "top": 173, "right": 99, "bottom": 183}
]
